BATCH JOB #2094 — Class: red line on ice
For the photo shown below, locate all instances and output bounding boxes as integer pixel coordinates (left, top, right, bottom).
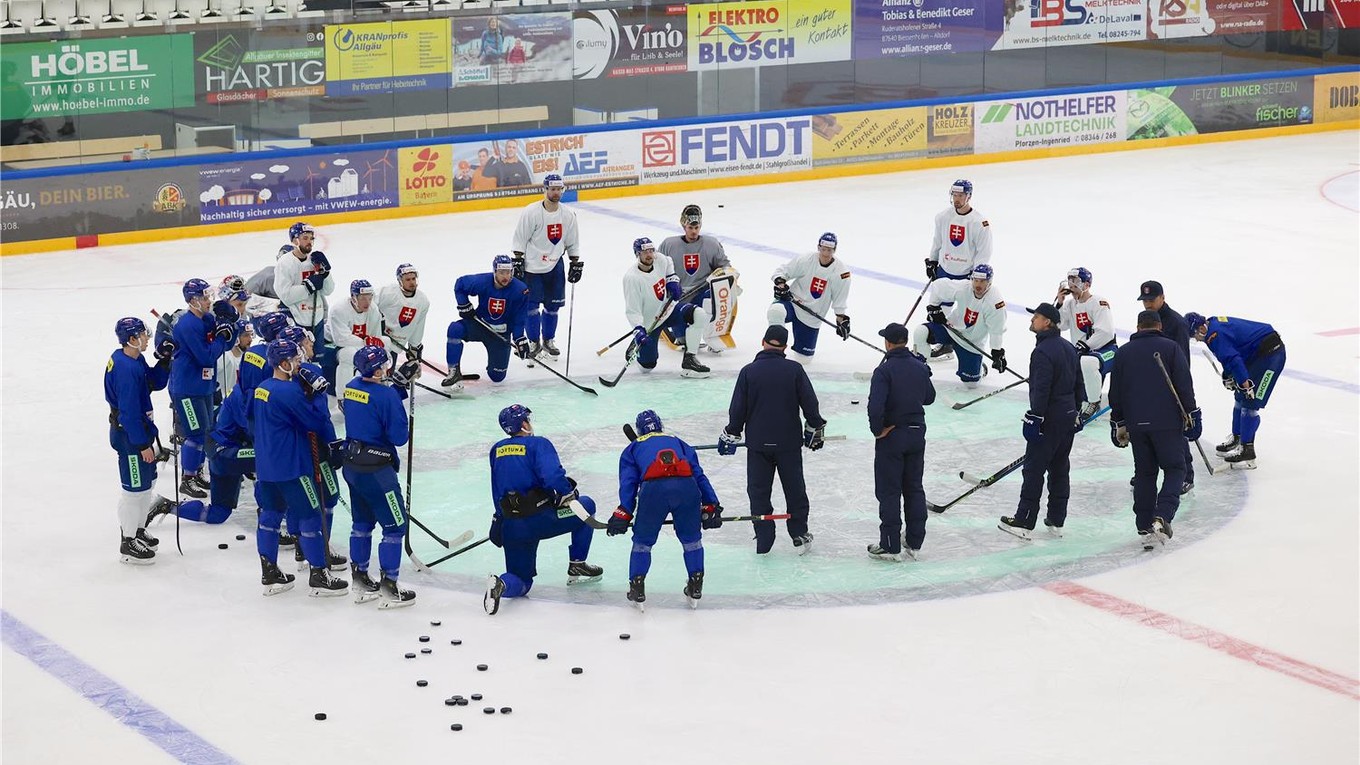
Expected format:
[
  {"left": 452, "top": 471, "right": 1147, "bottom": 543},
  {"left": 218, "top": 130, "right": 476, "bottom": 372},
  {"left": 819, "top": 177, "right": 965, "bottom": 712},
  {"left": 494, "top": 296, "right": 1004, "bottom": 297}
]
[
  {"left": 1317, "top": 327, "right": 1360, "bottom": 337},
  {"left": 1044, "top": 581, "right": 1360, "bottom": 701}
]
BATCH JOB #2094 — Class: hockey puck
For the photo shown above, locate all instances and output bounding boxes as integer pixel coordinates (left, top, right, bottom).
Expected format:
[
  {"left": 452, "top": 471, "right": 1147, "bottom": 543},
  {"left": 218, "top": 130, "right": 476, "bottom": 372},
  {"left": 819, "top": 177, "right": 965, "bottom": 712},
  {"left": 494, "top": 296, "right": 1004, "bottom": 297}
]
[
  {"left": 235, "top": 534, "right": 246, "bottom": 541},
  {"left": 476, "top": 664, "right": 488, "bottom": 671},
  {"left": 483, "top": 707, "right": 495, "bottom": 715},
  {"left": 717, "top": 204, "right": 725, "bottom": 208},
  {"left": 851, "top": 400, "right": 861, "bottom": 405},
  {"left": 536, "top": 652, "right": 548, "bottom": 660},
  {"left": 430, "top": 620, "right": 442, "bottom": 626},
  {"left": 470, "top": 694, "right": 483, "bottom": 701},
  {"left": 499, "top": 707, "right": 512, "bottom": 715},
  {"left": 450, "top": 724, "right": 463, "bottom": 731},
  {"left": 457, "top": 699, "right": 469, "bottom": 707},
  {"left": 450, "top": 639, "right": 462, "bottom": 646},
  {"left": 419, "top": 635, "right": 430, "bottom": 642},
  {"left": 404, "top": 653, "right": 416, "bottom": 659},
  {"left": 571, "top": 667, "right": 584, "bottom": 675},
  {"left": 618, "top": 633, "right": 631, "bottom": 640},
  {"left": 218, "top": 543, "right": 229, "bottom": 550},
  {"left": 421, "top": 648, "right": 432, "bottom": 655},
  {"left": 416, "top": 680, "right": 428, "bottom": 687},
  {"left": 444, "top": 698, "right": 457, "bottom": 707},
  {"left": 314, "top": 713, "right": 327, "bottom": 721}
]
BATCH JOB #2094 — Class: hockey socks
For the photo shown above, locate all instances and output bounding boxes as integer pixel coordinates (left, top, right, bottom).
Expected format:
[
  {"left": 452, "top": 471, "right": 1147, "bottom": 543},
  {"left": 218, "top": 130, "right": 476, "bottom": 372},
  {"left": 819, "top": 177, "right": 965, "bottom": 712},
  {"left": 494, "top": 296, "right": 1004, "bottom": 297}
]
[
  {"left": 257, "top": 509, "right": 284, "bottom": 564},
  {"left": 1240, "top": 408, "right": 1261, "bottom": 443},
  {"left": 526, "top": 308, "right": 542, "bottom": 343},
  {"left": 378, "top": 529, "right": 403, "bottom": 580},
  {"left": 118, "top": 490, "right": 147, "bottom": 538},
  {"left": 541, "top": 309, "right": 558, "bottom": 341},
  {"left": 298, "top": 515, "right": 327, "bottom": 568},
  {"left": 181, "top": 437, "right": 205, "bottom": 474},
  {"left": 629, "top": 543, "right": 653, "bottom": 579},
  {"left": 171, "top": 500, "right": 232, "bottom": 524},
  {"left": 498, "top": 572, "right": 532, "bottom": 599},
  {"left": 350, "top": 523, "right": 374, "bottom": 570},
  {"left": 680, "top": 537, "right": 704, "bottom": 577},
  {"left": 1231, "top": 406, "right": 1243, "bottom": 437}
]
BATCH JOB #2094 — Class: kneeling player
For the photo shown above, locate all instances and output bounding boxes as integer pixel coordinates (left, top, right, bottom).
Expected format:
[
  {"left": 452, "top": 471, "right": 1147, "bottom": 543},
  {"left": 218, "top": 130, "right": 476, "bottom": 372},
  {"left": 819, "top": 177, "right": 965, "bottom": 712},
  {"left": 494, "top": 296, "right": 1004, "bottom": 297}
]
[
  {"left": 1185, "top": 312, "right": 1285, "bottom": 469},
  {"left": 483, "top": 404, "right": 603, "bottom": 615},
  {"left": 443, "top": 255, "right": 532, "bottom": 389},
  {"left": 609, "top": 410, "right": 722, "bottom": 610},
  {"left": 913, "top": 264, "right": 1007, "bottom": 388},
  {"left": 622, "top": 237, "right": 710, "bottom": 378},
  {"left": 766, "top": 232, "right": 852, "bottom": 359},
  {"left": 149, "top": 380, "right": 255, "bottom": 527},
  {"left": 342, "top": 346, "right": 420, "bottom": 608},
  {"left": 1056, "top": 267, "right": 1116, "bottom": 419}
]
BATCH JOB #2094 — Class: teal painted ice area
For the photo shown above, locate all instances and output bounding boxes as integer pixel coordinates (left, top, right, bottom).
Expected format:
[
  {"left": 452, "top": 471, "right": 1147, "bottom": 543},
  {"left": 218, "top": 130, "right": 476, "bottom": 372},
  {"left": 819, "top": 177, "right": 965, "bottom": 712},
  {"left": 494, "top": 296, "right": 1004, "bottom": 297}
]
[{"left": 357, "top": 372, "right": 1246, "bottom": 609}]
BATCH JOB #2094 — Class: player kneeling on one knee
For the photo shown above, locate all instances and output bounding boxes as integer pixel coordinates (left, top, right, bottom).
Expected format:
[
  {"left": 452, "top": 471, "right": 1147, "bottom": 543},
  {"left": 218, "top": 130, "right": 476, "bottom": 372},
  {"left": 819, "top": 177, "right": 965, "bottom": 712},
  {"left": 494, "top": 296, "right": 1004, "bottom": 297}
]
[
  {"left": 913, "top": 264, "right": 1006, "bottom": 388},
  {"left": 483, "top": 404, "right": 603, "bottom": 615},
  {"left": 149, "top": 379, "right": 257, "bottom": 529},
  {"left": 610, "top": 410, "right": 721, "bottom": 609},
  {"left": 766, "top": 232, "right": 852, "bottom": 359},
  {"left": 445, "top": 255, "right": 532, "bottom": 389},
  {"left": 1055, "top": 266, "right": 1117, "bottom": 419},
  {"left": 623, "top": 237, "right": 711, "bottom": 378}
]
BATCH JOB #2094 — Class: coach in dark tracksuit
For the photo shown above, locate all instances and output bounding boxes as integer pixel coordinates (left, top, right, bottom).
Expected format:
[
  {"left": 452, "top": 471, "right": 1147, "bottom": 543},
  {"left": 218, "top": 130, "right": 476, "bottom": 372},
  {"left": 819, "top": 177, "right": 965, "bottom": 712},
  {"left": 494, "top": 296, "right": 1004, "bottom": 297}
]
[
  {"left": 866, "top": 323, "right": 936, "bottom": 561},
  {"left": 1000, "top": 303, "right": 1085, "bottom": 539},
  {"left": 1109, "top": 310, "right": 1201, "bottom": 545},
  {"left": 720, "top": 325, "right": 827, "bottom": 555},
  {"left": 1138, "top": 280, "right": 1195, "bottom": 491}
]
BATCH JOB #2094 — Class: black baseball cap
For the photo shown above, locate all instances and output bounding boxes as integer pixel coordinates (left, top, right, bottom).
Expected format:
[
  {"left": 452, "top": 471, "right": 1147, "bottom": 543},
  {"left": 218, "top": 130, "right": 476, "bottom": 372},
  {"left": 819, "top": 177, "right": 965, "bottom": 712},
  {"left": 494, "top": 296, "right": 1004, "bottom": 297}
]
[
  {"left": 1028, "top": 303, "right": 1061, "bottom": 325},
  {"left": 762, "top": 325, "right": 788, "bottom": 347},
  {"left": 1138, "top": 281, "right": 1164, "bottom": 301},
  {"left": 878, "top": 322, "right": 910, "bottom": 344}
]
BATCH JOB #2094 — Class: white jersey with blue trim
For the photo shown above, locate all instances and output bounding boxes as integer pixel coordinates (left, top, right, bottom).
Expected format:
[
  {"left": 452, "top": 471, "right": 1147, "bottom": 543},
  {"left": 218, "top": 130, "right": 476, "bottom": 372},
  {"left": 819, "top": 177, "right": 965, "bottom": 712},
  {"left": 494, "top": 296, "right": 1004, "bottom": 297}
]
[
  {"left": 929, "top": 206, "right": 992, "bottom": 278},
  {"left": 1058, "top": 292, "right": 1115, "bottom": 349},
  {"left": 622, "top": 258, "right": 679, "bottom": 330},
  {"left": 512, "top": 200, "right": 579, "bottom": 275},
  {"left": 772, "top": 252, "right": 851, "bottom": 329},
  {"left": 928, "top": 279, "right": 1007, "bottom": 352},
  {"left": 376, "top": 283, "right": 430, "bottom": 349}
]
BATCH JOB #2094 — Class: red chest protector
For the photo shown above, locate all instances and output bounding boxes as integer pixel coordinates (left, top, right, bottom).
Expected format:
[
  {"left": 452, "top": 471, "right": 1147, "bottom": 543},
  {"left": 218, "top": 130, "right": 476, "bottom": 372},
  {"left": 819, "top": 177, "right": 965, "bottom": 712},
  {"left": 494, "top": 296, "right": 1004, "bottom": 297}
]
[{"left": 642, "top": 449, "right": 694, "bottom": 480}]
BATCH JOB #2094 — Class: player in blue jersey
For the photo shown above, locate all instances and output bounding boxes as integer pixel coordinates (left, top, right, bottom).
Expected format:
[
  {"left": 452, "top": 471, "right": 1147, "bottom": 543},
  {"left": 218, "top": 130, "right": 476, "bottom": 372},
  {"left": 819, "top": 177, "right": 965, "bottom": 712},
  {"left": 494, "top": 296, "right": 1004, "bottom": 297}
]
[
  {"left": 168, "top": 279, "right": 241, "bottom": 499},
  {"left": 238, "top": 311, "right": 293, "bottom": 399},
  {"left": 341, "top": 345, "right": 421, "bottom": 608},
  {"left": 148, "top": 380, "right": 255, "bottom": 528},
  {"left": 251, "top": 338, "right": 347, "bottom": 597},
  {"left": 105, "top": 317, "right": 174, "bottom": 564},
  {"left": 1185, "top": 313, "right": 1286, "bottom": 470},
  {"left": 482, "top": 404, "right": 603, "bottom": 615},
  {"left": 609, "top": 410, "right": 721, "bottom": 610},
  {"left": 442, "top": 255, "right": 532, "bottom": 390}
]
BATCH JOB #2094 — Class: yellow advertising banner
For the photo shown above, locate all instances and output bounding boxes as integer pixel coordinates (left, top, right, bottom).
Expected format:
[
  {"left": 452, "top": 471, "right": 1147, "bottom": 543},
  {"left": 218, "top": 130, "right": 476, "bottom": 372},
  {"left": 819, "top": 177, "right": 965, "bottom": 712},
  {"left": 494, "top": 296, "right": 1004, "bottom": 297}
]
[
  {"left": 325, "top": 20, "right": 452, "bottom": 96},
  {"left": 1313, "top": 72, "right": 1360, "bottom": 124},
  {"left": 399, "top": 144, "right": 453, "bottom": 207},
  {"left": 689, "top": 0, "right": 852, "bottom": 71},
  {"left": 812, "top": 107, "right": 928, "bottom": 163}
]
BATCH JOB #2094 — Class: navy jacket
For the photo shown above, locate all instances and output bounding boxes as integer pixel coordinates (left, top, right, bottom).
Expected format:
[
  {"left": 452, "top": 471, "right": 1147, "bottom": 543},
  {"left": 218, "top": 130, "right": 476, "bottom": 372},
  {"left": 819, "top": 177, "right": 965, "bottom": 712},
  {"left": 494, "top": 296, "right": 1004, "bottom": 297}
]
[
  {"left": 867, "top": 347, "right": 935, "bottom": 435},
  {"left": 1028, "top": 327, "right": 1084, "bottom": 422},
  {"left": 1109, "top": 329, "right": 1196, "bottom": 432},
  {"left": 726, "top": 349, "right": 826, "bottom": 450},
  {"left": 1157, "top": 302, "right": 1190, "bottom": 362}
]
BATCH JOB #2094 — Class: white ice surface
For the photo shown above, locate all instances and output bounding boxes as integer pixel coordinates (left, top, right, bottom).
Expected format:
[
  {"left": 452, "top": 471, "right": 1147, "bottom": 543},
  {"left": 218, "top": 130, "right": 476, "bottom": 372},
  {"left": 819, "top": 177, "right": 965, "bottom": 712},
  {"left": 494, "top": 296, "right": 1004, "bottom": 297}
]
[{"left": 2, "top": 130, "right": 1358, "bottom": 764}]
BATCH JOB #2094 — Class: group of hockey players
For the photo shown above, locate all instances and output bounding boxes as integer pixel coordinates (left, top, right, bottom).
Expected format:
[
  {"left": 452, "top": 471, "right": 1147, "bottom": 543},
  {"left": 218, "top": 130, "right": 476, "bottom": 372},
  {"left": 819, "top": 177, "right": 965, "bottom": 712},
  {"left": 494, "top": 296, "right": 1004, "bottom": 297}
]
[{"left": 104, "top": 174, "right": 1285, "bottom": 610}]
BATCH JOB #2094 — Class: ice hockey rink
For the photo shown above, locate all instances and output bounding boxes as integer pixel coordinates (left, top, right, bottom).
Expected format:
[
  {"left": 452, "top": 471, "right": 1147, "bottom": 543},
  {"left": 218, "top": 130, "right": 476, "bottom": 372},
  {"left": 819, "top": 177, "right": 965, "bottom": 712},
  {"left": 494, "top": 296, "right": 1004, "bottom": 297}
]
[{"left": 2, "top": 129, "right": 1357, "bottom": 764}]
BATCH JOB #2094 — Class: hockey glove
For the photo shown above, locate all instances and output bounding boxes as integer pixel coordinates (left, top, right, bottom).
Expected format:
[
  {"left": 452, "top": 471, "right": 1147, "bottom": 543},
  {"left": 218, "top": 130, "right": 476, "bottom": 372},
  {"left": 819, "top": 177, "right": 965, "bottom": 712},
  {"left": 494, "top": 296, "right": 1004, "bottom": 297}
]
[
  {"left": 1221, "top": 371, "right": 1236, "bottom": 391},
  {"left": 1110, "top": 420, "right": 1130, "bottom": 448},
  {"left": 154, "top": 338, "right": 176, "bottom": 361},
  {"left": 214, "top": 319, "right": 238, "bottom": 344},
  {"left": 701, "top": 503, "right": 723, "bottom": 530},
  {"left": 567, "top": 257, "right": 583, "bottom": 284},
  {"left": 489, "top": 517, "right": 504, "bottom": 548},
  {"left": 924, "top": 259, "right": 940, "bottom": 280},
  {"left": 364, "top": 336, "right": 385, "bottom": 347},
  {"left": 458, "top": 302, "right": 476, "bottom": 322},
  {"left": 391, "top": 359, "right": 421, "bottom": 389},
  {"left": 773, "top": 277, "right": 791, "bottom": 301},
  {"left": 511, "top": 254, "right": 526, "bottom": 280},
  {"left": 991, "top": 348, "right": 1007, "bottom": 373},
  {"left": 717, "top": 430, "right": 740, "bottom": 456},
  {"left": 405, "top": 343, "right": 423, "bottom": 362},
  {"left": 1022, "top": 412, "right": 1044, "bottom": 443},
  {"left": 304, "top": 271, "right": 327, "bottom": 293},
  {"left": 836, "top": 314, "right": 851, "bottom": 341},
  {"left": 631, "top": 325, "right": 648, "bottom": 346},
  {"left": 926, "top": 305, "right": 947, "bottom": 326},
  {"left": 211, "top": 300, "right": 239, "bottom": 324},
  {"left": 607, "top": 507, "right": 633, "bottom": 536},
  {"left": 1185, "top": 408, "right": 1203, "bottom": 441},
  {"left": 1237, "top": 379, "right": 1256, "bottom": 400},
  {"left": 514, "top": 337, "right": 533, "bottom": 360},
  {"left": 665, "top": 279, "right": 682, "bottom": 301},
  {"left": 1075, "top": 340, "right": 1092, "bottom": 356},
  {"left": 297, "top": 366, "right": 328, "bottom": 398},
  {"left": 326, "top": 439, "right": 346, "bottom": 471},
  {"left": 309, "top": 251, "right": 331, "bottom": 272},
  {"left": 803, "top": 423, "right": 826, "bottom": 451}
]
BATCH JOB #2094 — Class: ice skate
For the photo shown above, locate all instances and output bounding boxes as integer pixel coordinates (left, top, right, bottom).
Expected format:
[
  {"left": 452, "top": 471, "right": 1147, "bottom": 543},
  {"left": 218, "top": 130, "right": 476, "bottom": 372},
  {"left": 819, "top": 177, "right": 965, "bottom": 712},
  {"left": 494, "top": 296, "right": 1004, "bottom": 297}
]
[
  {"left": 187, "top": 469, "right": 211, "bottom": 492},
  {"left": 627, "top": 575, "right": 646, "bottom": 612},
  {"left": 680, "top": 353, "right": 711, "bottom": 379},
  {"left": 867, "top": 543, "right": 901, "bottom": 562},
  {"left": 351, "top": 565, "right": 381, "bottom": 605},
  {"left": 998, "top": 516, "right": 1033, "bottom": 540},
  {"left": 683, "top": 571, "right": 704, "bottom": 609},
  {"left": 278, "top": 532, "right": 297, "bottom": 548},
  {"left": 308, "top": 566, "right": 348, "bottom": 597},
  {"left": 483, "top": 574, "right": 505, "bottom": 615},
  {"left": 260, "top": 556, "right": 295, "bottom": 596},
  {"left": 566, "top": 560, "right": 603, "bottom": 585},
  {"left": 136, "top": 527, "right": 159, "bottom": 549},
  {"left": 791, "top": 533, "right": 814, "bottom": 555},
  {"left": 1215, "top": 434, "right": 1241, "bottom": 454},
  {"left": 377, "top": 576, "right": 415, "bottom": 609},
  {"left": 1152, "top": 517, "right": 1173, "bottom": 546},
  {"left": 1180, "top": 481, "right": 1194, "bottom": 495},
  {"left": 1224, "top": 443, "right": 1256, "bottom": 469},
  {"left": 1044, "top": 519, "right": 1064, "bottom": 538},
  {"left": 294, "top": 544, "right": 307, "bottom": 572},
  {"left": 929, "top": 344, "right": 953, "bottom": 362},
  {"left": 145, "top": 496, "right": 175, "bottom": 526},
  {"left": 119, "top": 536, "right": 156, "bottom": 565},
  {"left": 1079, "top": 400, "right": 1103, "bottom": 422},
  {"left": 1139, "top": 529, "right": 1158, "bottom": 551},
  {"left": 441, "top": 364, "right": 465, "bottom": 391},
  {"left": 902, "top": 547, "right": 920, "bottom": 561},
  {"left": 177, "top": 474, "right": 207, "bottom": 499},
  {"left": 525, "top": 342, "right": 541, "bottom": 367},
  {"left": 542, "top": 339, "right": 561, "bottom": 357},
  {"left": 326, "top": 547, "right": 348, "bottom": 572}
]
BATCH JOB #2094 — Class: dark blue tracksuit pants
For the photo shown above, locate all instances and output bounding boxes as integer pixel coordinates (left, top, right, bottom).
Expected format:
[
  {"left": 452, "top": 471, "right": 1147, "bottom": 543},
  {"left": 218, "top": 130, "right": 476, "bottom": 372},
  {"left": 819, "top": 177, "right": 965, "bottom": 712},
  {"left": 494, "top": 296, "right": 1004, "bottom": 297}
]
[
  {"left": 1131, "top": 429, "right": 1186, "bottom": 531},
  {"left": 1015, "top": 425, "right": 1074, "bottom": 528},
  {"left": 875, "top": 424, "right": 926, "bottom": 553},
  {"left": 747, "top": 447, "right": 810, "bottom": 548}
]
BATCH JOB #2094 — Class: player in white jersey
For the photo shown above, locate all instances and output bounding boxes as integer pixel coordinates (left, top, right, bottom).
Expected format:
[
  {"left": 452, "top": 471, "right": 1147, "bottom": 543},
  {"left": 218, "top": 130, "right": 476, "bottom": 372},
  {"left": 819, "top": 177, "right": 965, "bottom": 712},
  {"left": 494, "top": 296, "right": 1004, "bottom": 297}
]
[
  {"left": 1054, "top": 266, "right": 1116, "bottom": 419},
  {"left": 377, "top": 263, "right": 430, "bottom": 375},
  {"left": 274, "top": 221, "right": 334, "bottom": 331},
  {"left": 327, "top": 279, "right": 389, "bottom": 387},
  {"left": 511, "top": 174, "right": 581, "bottom": 358},
  {"left": 925, "top": 179, "right": 992, "bottom": 358},
  {"left": 915, "top": 264, "right": 1007, "bottom": 387},
  {"left": 766, "top": 232, "right": 853, "bottom": 359},
  {"left": 621, "top": 237, "right": 711, "bottom": 378}
]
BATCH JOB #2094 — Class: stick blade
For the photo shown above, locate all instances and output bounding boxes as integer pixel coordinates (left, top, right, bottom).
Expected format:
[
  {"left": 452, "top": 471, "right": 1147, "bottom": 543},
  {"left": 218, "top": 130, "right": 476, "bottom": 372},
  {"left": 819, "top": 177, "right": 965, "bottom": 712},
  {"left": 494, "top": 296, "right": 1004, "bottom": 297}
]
[
  {"left": 927, "top": 501, "right": 947, "bottom": 514},
  {"left": 960, "top": 471, "right": 986, "bottom": 485}
]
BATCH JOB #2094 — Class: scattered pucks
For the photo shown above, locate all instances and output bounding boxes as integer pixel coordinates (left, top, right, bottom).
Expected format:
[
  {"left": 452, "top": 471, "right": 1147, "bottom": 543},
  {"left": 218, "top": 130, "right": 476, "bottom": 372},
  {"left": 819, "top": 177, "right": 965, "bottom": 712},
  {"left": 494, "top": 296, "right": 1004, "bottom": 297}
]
[
  {"left": 571, "top": 667, "right": 584, "bottom": 675},
  {"left": 404, "top": 653, "right": 416, "bottom": 659},
  {"left": 314, "top": 713, "right": 327, "bottom": 721},
  {"left": 416, "top": 680, "right": 428, "bottom": 687},
  {"left": 499, "top": 707, "right": 512, "bottom": 715},
  {"left": 457, "top": 699, "right": 469, "bottom": 707},
  {"left": 235, "top": 534, "right": 246, "bottom": 541},
  {"left": 419, "top": 636, "right": 430, "bottom": 643},
  {"left": 450, "top": 639, "right": 462, "bottom": 646},
  {"left": 453, "top": 695, "right": 465, "bottom": 701},
  {"left": 218, "top": 543, "right": 229, "bottom": 550},
  {"left": 450, "top": 724, "right": 463, "bottom": 732},
  {"left": 618, "top": 633, "right": 631, "bottom": 640},
  {"left": 430, "top": 620, "right": 442, "bottom": 627},
  {"left": 483, "top": 707, "right": 495, "bottom": 715},
  {"left": 476, "top": 664, "right": 488, "bottom": 671},
  {"left": 536, "top": 652, "right": 548, "bottom": 660},
  {"left": 444, "top": 698, "right": 457, "bottom": 707},
  {"left": 470, "top": 694, "right": 483, "bottom": 701},
  {"left": 421, "top": 648, "right": 432, "bottom": 655}
]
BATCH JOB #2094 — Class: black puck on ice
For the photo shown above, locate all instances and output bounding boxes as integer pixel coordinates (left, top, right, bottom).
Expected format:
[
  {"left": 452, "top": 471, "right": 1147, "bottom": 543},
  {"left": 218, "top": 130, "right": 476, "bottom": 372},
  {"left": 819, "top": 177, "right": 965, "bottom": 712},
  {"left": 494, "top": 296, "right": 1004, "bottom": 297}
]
[
  {"left": 618, "top": 633, "right": 631, "bottom": 640},
  {"left": 404, "top": 652, "right": 416, "bottom": 659},
  {"left": 483, "top": 707, "right": 495, "bottom": 715},
  {"left": 450, "top": 723, "right": 463, "bottom": 731},
  {"left": 444, "top": 698, "right": 457, "bottom": 707},
  {"left": 421, "top": 648, "right": 432, "bottom": 655},
  {"left": 416, "top": 680, "right": 428, "bottom": 687},
  {"left": 470, "top": 694, "right": 482, "bottom": 701},
  {"left": 536, "top": 652, "right": 548, "bottom": 660},
  {"left": 314, "top": 713, "right": 327, "bottom": 721},
  {"left": 851, "top": 400, "right": 861, "bottom": 405},
  {"left": 218, "top": 543, "right": 229, "bottom": 550},
  {"left": 457, "top": 699, "right": 469, "bottom": 707},
  {"left": 499, "top": 707, "right": 512, "bottom": 715},
  {"left": 235, "top": 534, "right": 246, "bottom": 541},
  {"left": 450, "top": 639, "right": 462, "bottom": 646},
  {"left": 430, "top": 620, "right": 441, "bottom": 626},
  {"left": 476, "top": 664, "right": 488, "bottom": 671},
  {"left": 419, "top": 636, "right": 430, "bottom": 642},
  {"left": 571, "top": 667, "right": 584, "bottom": 675}
]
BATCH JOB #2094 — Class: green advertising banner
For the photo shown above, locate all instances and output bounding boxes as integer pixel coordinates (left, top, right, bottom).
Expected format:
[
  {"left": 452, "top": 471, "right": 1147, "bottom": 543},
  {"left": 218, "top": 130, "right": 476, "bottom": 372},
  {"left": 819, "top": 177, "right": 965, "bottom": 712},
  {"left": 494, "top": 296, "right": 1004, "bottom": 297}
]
[{"left": 0, "top": 34, "right": 195, "bottom": 120}]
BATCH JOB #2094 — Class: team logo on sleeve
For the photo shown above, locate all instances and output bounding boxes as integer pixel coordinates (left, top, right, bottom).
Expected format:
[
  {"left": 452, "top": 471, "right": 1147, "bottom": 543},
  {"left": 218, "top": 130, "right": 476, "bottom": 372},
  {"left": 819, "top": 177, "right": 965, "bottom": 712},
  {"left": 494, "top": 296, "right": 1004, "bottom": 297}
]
[
  {"left": 398, "top": 306, "right": 417, "bottom": 327},
  {"left": 809, "top": 277, "right": 827, "bottom": 299},
  {"left": 352, "top": 324, "right": 367, "bottom": 338},
  {"left": 949, "top": 224, "right": 966, "bottom": 247},
  {"left": 963, "top": 308, "right": 979, "bottom": 327},
  {"left": 1075, "top": 312, "right": 1092, "bottom": 332},
  {"left": 683, "top": 253, "right": 699, "bottom": 275},
  {"left": 488, "top": 298, "right": 506, "bottom": 319},
  {"left": 547, "top": 223, "right": 563, "bottom": 245}
]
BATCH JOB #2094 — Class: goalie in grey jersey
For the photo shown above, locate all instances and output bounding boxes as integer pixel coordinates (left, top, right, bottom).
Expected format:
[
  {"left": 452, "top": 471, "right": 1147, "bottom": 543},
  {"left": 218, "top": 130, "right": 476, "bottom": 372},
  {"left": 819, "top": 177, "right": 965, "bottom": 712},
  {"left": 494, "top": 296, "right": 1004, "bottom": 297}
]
[{"left": 657, "top": 204, "right": 743, "bottom": 353}]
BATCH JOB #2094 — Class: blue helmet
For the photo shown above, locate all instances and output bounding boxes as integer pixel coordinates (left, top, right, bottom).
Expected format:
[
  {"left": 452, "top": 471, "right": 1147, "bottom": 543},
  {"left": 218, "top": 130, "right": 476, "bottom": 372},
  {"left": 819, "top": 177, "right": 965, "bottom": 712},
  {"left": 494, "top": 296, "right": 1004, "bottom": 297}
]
[
  {"left": 951, "top": 179, "right": 973, "bottom": 197},
  {"left": 498, "top": 404, "right": 532, "bottom": 436},
  {"left": 543, "top": 173, "right": 565, "bottom": 189},
  {"left": 288, "top": 221, "right": 313, "bottom": 241},
  {"left": 254, "top": 311, "right": 292, "bottom": 343},
  {"left": 633, "top": 237, "right": 655, "bottom": 256},
  {"left": 1185, "top": 312, "right": 1207, "bottom": 336},
  {"left": 492, "top": 254, "right": 515, "bottom": 273},
  {"left": 635, "top": 409, "right": 663, "bottom": 436},
  {"left": 265, "top": 338, "right": 301, "bottom": 369},
  {"left": 115, "top": 316, "right": 147, "bottom": 344},
  {"left": 354, "top": 345, "right": 389, "bottom": 379},
  {"left": 350, "top": 279, "right": 375, "bottom": 298},
  {"left": 277, "top": 325, "right": 310, "bottom": 346},
  {"left": 970, "top": 264, "right": 994, "bottom": 282},
  {"left": 182, "top": 278, "right": 212, "bottom": 303},
  {"left": 1067, "top": 267, "right": 1093, "bottom": 287},
  {"left": 396, "top": 263, "right": 418, "bottom": 280},
  {"left": 817, "top": 232, "right": 838, "bottom": 250}
]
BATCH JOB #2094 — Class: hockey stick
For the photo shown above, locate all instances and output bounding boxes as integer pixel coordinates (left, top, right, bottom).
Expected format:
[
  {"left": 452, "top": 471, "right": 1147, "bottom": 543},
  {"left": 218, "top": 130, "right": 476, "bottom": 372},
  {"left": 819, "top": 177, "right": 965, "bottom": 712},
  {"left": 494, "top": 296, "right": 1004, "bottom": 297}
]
[
  {"left": 1153, "top": 352, "right": 1216, "bottom": 476},
  {"left": 788, "top": 296, "right": 884, "bottom": 357},
  {"left": 419, "top": 535, "right": 493, "bottom": 569},
  {"left": 942, "top": 323, "right": 1027, "bottom": 384},
  {"left": 599, "top": 298, "right": 677, "bottom": 388},
  {"left": 900, "top": 279, "right": 933, "bottom": 325},
  {"left": 414, "top": 380, "right": 455, "bottom": 399},
  {"left": 951, "top": 378, "right": 1027, "bottom": 410},
  {"left": 383, "top": 331, "right": 480, "bottom": 381},
  {"left": 1199, "top": 347, "right": 1223, "bottom": 376},
  {"left": 565, "top": 282, "right": 576, "bottom": 376},
  {"left": 597, "top": 282, "right": 707, "bottom": 356},
  {"left": 471, "top": 316, "right": 598, "bottom": 396},
  {"left": 570, "top": 501, "right": 790, "bottom": 530},
  {"left": 622, "top": 422, "right": 844, "bottom": 450}
]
